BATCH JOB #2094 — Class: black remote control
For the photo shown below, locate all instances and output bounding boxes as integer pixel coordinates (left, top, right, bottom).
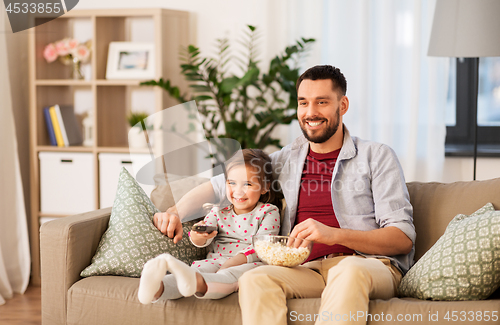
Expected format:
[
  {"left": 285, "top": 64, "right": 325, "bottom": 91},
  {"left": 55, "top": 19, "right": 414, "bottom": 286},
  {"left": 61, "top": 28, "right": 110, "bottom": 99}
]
[{"left": 191, "top": 225, "right": 217, "bottom": 233}]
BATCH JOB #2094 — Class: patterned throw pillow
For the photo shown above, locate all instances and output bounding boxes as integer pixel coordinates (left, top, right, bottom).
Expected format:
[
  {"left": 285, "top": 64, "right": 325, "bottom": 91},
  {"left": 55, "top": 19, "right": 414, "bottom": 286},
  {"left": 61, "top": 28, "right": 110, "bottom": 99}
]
[
  {"left": 399, "top": 203, "right": 500, "bottom": 300},
  {"left": 80, "top": 168, "right": 207, "bottom": 277}
]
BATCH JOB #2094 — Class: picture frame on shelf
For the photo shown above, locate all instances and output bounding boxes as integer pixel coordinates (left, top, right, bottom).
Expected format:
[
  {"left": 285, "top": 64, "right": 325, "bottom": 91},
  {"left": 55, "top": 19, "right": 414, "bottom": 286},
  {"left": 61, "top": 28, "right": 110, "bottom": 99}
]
[{"left": 105, "top": 42, "right": 155, "bottom": 79}]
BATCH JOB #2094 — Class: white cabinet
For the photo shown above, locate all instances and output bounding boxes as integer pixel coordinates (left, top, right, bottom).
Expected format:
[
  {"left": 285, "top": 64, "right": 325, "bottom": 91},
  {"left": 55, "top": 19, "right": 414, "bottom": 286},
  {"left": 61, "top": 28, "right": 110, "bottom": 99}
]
[
  {"left": 98, "top": 153, "right": 156, "bottom": 208},
  {"left": 39, "top": 152, "right": 96, "bottom": 215}
]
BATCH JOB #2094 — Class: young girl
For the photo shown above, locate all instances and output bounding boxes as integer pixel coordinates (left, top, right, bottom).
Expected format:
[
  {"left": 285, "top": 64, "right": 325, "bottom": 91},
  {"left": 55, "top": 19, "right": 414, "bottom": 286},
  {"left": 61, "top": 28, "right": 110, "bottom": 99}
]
[{"left": 138, "top": 149, "right": 281, "bottom": 303}]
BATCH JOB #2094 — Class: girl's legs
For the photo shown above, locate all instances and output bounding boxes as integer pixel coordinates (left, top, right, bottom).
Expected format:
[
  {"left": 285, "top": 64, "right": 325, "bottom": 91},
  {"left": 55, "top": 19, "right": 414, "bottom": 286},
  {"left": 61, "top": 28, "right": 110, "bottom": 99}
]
[
  {"left": 196, "top": 262, "right": 262, "bottom": 300},
  {"left": 138, "top": 253, "right": 220, "bottom": 304}
]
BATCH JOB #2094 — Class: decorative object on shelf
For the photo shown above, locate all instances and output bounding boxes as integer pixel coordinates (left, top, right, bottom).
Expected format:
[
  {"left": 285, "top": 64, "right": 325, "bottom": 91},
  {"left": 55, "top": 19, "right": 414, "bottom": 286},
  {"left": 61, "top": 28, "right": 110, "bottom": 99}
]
[
  {"left": 141, "top": 25, "right": 315, "bottom": 154},
  {"left": 43, "top": 38, "right": 91, "bottom": 80},
  {"left": 106, "top": 42, "right": 156, "bottom": 80},
  {"left": 82, "top": 111, "right": 94, "bottom": 147},
  {"left": 126, "top": 111, "right": 154, "bottom": 148}
]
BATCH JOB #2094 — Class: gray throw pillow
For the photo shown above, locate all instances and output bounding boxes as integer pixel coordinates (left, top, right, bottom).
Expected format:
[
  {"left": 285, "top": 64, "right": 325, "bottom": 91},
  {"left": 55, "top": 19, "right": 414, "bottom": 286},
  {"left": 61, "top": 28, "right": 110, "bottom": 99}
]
[{"left": 81, "top": 168, "right": 207, "bottom": 277}]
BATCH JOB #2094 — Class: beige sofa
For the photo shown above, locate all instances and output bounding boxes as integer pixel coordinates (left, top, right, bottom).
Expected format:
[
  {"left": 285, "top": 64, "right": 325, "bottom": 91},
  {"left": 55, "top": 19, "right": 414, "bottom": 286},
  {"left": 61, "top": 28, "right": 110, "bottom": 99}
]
[{"left": 41, "top": 178, "right": 500, "bottom": 325}]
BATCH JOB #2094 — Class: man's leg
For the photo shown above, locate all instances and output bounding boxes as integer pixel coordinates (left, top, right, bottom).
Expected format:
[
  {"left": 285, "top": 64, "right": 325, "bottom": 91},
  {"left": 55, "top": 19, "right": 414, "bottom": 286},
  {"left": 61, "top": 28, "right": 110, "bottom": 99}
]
[
  {"left": 238, "top": 263, "right": 325, "bottom": 325},
  {"left": 316, "top": 256, "right": 401, "bottom": 325}
]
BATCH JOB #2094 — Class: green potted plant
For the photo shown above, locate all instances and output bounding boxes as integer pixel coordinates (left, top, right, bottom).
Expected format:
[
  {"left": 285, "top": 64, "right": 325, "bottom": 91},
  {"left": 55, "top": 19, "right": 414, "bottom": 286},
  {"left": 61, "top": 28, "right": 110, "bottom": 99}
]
[{"left": 141, "top": 25, "right": 315, "bottom": 157}]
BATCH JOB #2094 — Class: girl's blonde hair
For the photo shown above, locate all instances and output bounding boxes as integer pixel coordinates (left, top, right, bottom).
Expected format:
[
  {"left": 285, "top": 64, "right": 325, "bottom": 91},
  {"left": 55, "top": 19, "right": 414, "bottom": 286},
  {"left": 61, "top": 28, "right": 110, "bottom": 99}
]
[{"left": 224, "top": 149, "right": 282, "bottom": 211}]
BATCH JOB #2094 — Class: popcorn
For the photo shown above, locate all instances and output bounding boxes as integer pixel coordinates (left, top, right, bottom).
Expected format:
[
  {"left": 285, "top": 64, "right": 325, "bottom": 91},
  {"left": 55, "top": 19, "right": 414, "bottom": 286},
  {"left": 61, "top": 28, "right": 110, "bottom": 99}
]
[{"left": 254, "top": 240, "right": 310, "bottom": 267}]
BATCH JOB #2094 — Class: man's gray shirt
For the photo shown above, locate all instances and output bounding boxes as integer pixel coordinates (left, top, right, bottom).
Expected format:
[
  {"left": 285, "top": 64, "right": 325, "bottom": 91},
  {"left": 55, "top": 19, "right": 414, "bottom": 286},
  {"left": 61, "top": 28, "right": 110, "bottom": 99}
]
[{"left": 211, "top": 127, "right": 416, "bottom": 274}]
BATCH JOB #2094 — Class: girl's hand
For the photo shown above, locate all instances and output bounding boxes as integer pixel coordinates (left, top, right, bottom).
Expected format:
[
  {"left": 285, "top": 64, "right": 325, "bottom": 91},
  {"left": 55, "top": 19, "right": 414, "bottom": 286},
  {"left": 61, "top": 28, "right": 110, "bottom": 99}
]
[
  {"left": 218, "top": 253, "right": 247, "bottom": 271},
  {"left": 190, "top": 221, "right": 217, "bottom": 246}
]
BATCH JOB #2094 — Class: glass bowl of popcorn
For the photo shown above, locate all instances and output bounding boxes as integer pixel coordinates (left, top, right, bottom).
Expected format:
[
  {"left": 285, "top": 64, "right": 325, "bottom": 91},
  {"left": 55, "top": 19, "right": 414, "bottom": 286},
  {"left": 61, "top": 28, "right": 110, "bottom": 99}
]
[{"left": 253, "top": 235, "right": 313, "bottom": 267}]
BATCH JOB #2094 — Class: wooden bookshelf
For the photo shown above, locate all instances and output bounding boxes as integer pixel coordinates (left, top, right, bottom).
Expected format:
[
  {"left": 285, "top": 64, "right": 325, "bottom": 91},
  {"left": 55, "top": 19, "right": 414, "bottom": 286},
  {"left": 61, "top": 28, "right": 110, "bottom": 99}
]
[{"left": 28, "top": 8, "right": 190, "bottom": 285}]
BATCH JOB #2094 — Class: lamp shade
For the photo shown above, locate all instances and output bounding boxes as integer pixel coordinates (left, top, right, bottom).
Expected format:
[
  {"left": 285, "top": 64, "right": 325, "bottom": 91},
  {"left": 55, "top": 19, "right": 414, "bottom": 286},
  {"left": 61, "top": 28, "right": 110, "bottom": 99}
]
[{"left": 428, "top": 0, "right": 500, "bottom": 57}]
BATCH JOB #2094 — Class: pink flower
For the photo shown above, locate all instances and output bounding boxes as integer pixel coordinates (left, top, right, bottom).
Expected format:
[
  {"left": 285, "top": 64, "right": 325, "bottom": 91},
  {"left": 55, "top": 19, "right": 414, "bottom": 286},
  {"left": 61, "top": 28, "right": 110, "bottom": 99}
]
[
  {"left": 55, "top": 39, "right": 70, "bottom": 56},
  {"left": 67, "top": 38, "right": 79, "bottom": 52},
  {"left": 43, "top": 43, "right": 58, "bottom": 63},
  {"left": 74, "top": 44, "right": 90, "bottom": 62}
]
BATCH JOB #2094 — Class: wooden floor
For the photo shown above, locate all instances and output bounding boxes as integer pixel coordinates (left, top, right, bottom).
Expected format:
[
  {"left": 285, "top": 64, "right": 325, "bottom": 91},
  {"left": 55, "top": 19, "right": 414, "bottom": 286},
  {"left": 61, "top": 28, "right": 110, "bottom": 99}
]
[{"left": 0, "top": 285, "right": 41, "bottom": 325}]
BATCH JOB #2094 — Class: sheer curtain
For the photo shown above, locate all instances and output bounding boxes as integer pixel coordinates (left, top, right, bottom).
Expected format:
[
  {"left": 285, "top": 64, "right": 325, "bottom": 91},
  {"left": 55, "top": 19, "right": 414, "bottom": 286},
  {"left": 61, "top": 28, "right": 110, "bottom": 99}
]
[
  {"left": 285, "top": 0, "right": 449, "bottom": 182},
  {"left": 0, "top": 7, "right": 31, "bottom": 305}
]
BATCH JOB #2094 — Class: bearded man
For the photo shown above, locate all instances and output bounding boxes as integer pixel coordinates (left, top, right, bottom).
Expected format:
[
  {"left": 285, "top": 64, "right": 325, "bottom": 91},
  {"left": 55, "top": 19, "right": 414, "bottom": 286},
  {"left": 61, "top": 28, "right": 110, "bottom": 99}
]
[{"left": 154, "top": 65, "right": 416, "bottom": 325}]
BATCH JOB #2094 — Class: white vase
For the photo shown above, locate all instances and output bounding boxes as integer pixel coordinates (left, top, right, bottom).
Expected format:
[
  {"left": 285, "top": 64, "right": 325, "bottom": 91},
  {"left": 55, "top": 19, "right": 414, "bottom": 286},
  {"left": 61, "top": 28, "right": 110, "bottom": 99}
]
[{"left": 128, "top": 126, "right": 153, "bottom": 148}]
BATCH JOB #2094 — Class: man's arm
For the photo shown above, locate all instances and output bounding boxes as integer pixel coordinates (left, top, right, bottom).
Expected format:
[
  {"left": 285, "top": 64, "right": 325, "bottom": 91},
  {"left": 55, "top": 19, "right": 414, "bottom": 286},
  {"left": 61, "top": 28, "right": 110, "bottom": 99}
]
[
  {"left": 290, "top": 143, "right": 414, "bottom": 257},
  {"left": 153, "top": 181, "right": 216, "bottom": 243},
  {"left": 290, "top": 219, "right": 413, "bottom": 256},
  {"left": 370, "top": 144, "right": 416, "bottom": 245}
]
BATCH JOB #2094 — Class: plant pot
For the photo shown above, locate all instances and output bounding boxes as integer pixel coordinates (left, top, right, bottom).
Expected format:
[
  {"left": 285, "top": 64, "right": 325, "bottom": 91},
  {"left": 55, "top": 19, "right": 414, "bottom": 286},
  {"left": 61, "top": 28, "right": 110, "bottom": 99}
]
[
  {"left": 128, "top": 126, "right": 148, "bottom": 148},
  {"left": 128, "top": 126, "right": 153, "bottom": 148}
]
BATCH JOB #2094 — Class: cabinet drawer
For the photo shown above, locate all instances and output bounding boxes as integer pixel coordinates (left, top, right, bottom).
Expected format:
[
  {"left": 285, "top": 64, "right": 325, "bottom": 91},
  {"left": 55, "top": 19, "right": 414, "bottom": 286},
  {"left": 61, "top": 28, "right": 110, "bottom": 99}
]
[
  {"left": 39, "top": 152, "right": 96, "bottom": 215},
  {"left": 98, "top": 153, "right": 156, "bottom": 208}
]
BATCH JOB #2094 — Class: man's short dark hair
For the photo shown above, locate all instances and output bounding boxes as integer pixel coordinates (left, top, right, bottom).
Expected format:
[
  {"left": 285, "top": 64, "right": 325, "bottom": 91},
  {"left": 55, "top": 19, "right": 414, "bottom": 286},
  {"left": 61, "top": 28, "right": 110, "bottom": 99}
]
[{"left": 296, "top": 65, "right": 347, "bottom": 97}]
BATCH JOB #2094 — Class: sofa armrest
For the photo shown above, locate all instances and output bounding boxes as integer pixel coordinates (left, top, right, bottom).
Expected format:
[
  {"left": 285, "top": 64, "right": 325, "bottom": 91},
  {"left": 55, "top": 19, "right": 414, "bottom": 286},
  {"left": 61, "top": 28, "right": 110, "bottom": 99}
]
[{"left": 40, "top": 207, "right": 112, "bottom": 325}]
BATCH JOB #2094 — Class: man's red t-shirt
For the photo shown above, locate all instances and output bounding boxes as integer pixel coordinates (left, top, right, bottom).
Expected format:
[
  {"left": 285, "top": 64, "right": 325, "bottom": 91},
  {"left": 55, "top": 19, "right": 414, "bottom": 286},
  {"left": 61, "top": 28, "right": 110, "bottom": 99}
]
[{"left": 295, "top": 148, "right": 355, "bottom": 262}]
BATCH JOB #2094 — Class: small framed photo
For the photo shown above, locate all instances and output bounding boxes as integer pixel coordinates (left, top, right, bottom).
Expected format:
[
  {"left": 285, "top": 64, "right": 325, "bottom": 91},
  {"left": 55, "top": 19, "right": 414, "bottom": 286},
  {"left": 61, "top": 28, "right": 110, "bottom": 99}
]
[{"left": 106, "top": 42, "right": 155, "bottom": 79}]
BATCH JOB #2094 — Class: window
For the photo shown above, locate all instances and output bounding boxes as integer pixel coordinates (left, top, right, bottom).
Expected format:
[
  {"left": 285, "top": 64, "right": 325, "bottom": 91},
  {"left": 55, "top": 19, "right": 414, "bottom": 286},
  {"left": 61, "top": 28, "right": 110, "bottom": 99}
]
[{"left": 445, "top": 57, "right": 500, "bottom": 156}]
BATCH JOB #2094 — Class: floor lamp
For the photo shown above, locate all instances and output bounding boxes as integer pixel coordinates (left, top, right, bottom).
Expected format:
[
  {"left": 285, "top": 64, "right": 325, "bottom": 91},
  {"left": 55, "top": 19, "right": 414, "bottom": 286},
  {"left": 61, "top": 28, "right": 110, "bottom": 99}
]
[{"left": 428, "top": 0, "right": 500, "bottom": 180}]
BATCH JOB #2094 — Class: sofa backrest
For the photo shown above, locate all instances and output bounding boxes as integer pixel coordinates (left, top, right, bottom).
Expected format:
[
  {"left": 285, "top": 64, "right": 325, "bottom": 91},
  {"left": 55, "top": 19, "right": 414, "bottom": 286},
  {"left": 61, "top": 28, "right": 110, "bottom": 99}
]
[
  {"left": 407, "top": 178, "right": 500, "bottom": 261},
  {"left": 150, "top": 174, "right": 500, "bottom": 263}
]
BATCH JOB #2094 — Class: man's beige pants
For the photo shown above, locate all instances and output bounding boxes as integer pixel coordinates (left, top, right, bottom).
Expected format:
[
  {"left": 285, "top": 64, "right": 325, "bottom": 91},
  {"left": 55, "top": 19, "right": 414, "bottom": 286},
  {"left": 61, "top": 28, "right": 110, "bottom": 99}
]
[{"left": 238, "top": 256, "right": 402, "bottom": 325}]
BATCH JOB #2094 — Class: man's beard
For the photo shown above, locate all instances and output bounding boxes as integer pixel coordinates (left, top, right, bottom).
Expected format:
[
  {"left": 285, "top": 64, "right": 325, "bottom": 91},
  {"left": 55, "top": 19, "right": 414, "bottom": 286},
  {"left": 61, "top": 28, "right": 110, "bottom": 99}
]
[{"left": 299, "top": 108, "right": 340, "bottom": 144}]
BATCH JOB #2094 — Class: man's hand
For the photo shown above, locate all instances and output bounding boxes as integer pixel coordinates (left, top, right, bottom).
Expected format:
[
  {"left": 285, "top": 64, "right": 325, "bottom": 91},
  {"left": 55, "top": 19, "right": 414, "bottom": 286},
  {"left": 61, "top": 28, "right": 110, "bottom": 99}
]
[
  {"left": 290, "top": 218, "right": 413, "bottom": 256},
  {"left": 190, "top": 221, "right": 218, "bottom": 247},
  {"left": 153, "top": 207, "right": 183, "bottom": 244},
  {"left": 289, "top": 218, "right": 336, "bottom": 245}
]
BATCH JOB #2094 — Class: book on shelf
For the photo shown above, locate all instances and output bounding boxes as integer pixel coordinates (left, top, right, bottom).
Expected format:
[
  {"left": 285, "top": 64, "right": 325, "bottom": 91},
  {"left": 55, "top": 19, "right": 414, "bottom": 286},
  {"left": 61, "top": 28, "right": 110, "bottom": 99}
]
[
  {"left": 48, "top": 106, "right": 64, "bottom": 147},
  {"left": 45, "top": 105, "right": 84, "bottom": 147},
  {"left": 43, "top": 107, "right": 57, "bottom": 146},
  {"left": 57, "top": 105, "right": 83, "bottom": 146},
  {"left": 54, "top": 105, "right": 70, "bottom": 147}
]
